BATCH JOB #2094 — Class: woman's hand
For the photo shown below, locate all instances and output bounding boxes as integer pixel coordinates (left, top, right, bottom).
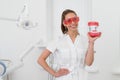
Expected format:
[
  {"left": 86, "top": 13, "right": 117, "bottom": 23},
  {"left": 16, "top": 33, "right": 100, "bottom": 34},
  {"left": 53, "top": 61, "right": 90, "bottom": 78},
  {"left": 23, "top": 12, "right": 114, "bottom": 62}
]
[
  {"left": 54, "top": 68, "right": 70, "bottom": 77},
  {"left": 88, "top": 33, "right": 101, "bottom": 43}
]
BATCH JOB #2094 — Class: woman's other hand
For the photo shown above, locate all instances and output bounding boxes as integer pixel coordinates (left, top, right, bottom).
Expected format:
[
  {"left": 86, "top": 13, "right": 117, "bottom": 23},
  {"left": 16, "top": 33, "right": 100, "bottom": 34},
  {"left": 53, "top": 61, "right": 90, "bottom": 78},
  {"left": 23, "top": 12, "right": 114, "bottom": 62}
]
[{"left": 54, "top": 68, "right": 70, "bottom": 77}]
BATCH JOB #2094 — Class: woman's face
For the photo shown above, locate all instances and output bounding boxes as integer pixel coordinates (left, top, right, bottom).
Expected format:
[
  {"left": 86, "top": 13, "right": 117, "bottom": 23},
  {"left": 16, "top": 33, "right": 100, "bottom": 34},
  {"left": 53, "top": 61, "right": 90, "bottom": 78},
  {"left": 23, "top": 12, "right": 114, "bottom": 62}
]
[{"left": 63, "top": 13, "right": 79, "bottom": 32}]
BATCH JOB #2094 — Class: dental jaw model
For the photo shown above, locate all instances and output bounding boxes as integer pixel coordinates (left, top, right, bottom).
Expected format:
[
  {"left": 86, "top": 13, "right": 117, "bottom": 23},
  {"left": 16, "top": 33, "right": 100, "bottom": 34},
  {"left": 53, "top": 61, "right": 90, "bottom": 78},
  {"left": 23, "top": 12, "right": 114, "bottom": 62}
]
[{"left": 88, "top": 21, "right": 101, "bottom": 37}]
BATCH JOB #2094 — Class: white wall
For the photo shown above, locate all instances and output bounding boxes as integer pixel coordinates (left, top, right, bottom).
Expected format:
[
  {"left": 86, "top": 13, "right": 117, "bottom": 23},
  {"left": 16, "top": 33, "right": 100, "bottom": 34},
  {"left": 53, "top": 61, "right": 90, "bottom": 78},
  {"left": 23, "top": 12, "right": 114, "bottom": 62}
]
[
  {"left": 87, "top": 0, "right": 120, "bottom": 80},
  {"left": 0, "top": 0, "right": 120, "bottom": 80}
]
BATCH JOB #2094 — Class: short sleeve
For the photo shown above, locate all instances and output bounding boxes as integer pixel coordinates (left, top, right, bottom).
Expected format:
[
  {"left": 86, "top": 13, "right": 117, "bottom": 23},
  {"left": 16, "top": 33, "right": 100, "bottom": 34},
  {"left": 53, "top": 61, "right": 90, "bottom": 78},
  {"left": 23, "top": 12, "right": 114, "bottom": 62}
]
[{"left": 46, "top": 40, "right": 57, "bottom": 53}]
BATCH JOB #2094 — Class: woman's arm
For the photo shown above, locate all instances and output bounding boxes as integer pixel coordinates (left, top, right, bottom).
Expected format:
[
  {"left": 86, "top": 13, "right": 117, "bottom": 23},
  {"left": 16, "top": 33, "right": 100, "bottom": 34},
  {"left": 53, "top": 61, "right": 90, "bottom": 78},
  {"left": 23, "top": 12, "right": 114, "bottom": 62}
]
[
  {"left": 37, "top": 49, "right": 70, "bottom": 77},
  {"left": 85, "top": 34, "right": 100, "bottom": 66},
  {"left": 85, "top": 41, "right": 94, "bottom": 66},
  {"left": 37, "top": 49, "right": 56, "bottom": 76}
]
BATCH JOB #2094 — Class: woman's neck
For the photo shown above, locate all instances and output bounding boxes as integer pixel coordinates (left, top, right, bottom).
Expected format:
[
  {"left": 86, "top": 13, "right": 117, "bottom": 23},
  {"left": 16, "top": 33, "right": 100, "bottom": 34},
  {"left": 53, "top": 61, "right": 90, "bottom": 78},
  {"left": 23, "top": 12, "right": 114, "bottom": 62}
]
[{"left": 67, "top": 31, "right": 79, "bottom": 38}]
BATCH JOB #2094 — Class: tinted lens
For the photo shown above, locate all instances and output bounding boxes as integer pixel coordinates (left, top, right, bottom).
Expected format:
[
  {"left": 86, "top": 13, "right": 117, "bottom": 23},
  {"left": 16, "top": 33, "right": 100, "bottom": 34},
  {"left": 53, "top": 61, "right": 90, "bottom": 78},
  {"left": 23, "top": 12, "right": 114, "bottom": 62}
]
[
  {"left": 64, "top": 19, "right": 72, "bottom": 25},
  {"left": 64, "top": 17, "right": 79, "bottom": 25},
  {"left": 67, "top": 18, "right": 72, "bottom": 24},
  {"left": 72, "top": 17, "right": 79, "bottom": 22}
]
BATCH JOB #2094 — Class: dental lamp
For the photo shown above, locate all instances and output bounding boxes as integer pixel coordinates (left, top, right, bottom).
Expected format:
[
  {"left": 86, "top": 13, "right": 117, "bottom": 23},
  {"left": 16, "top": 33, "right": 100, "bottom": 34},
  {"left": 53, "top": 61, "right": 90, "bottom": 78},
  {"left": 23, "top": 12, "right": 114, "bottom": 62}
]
[
  {"left": 0, "top": 3, "right": 38, "bottom": 30},
  {"left": 16, "top": 4, "right": 38, "bottom": 30}
]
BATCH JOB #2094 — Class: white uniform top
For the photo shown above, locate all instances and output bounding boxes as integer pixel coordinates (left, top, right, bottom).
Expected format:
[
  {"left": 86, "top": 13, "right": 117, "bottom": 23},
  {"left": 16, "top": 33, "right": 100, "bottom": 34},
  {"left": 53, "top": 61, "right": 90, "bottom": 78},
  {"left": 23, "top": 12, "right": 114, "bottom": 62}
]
[{"left": 46, "top": 34, "right": 88, "bottom": 80}]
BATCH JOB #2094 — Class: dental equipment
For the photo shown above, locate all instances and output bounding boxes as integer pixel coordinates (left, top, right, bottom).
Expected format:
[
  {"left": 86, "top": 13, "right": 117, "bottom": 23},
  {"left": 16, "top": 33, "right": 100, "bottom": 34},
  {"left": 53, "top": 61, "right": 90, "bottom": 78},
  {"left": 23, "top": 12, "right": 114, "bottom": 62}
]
[{"left": 0, "top": 39, "right": 44, "bottom": 80}]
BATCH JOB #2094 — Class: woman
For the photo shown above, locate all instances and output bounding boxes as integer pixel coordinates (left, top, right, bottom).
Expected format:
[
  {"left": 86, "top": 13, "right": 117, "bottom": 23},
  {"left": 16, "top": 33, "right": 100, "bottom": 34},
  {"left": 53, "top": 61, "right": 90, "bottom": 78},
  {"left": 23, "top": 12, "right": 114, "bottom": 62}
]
[{"left": 37, "top": 9, "right": 100, "bottom": 80}]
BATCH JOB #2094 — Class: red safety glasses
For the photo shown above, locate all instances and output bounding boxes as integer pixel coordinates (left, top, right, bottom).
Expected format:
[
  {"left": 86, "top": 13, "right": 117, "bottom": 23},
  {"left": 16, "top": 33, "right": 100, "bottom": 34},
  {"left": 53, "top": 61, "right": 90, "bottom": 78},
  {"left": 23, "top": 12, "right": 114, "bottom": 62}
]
[{"left": 64, "top": 17, "right": 79, "bottom": 25}]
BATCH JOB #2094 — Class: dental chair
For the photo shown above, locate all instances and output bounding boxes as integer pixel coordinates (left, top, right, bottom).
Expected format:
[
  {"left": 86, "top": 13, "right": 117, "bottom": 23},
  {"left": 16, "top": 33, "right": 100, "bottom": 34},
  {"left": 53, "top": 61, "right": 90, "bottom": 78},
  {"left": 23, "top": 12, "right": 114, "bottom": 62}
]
[
  {"left": 0, "top": 61, "right": 6, "bottom": 80},
  {"left": 0, "top": 58, "right": 23, "bottom": 80}
]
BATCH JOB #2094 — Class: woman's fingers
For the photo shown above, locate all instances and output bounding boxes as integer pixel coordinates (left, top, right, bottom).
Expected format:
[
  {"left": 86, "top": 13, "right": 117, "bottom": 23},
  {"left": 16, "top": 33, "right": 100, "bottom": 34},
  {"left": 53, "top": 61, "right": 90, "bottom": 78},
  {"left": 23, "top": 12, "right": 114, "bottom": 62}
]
[
  {"left": 55, "top": 68, "right": 70, "bottom": 77},
  {"left": 59, "top": 68, "right": 70, "bottom": 74}
]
